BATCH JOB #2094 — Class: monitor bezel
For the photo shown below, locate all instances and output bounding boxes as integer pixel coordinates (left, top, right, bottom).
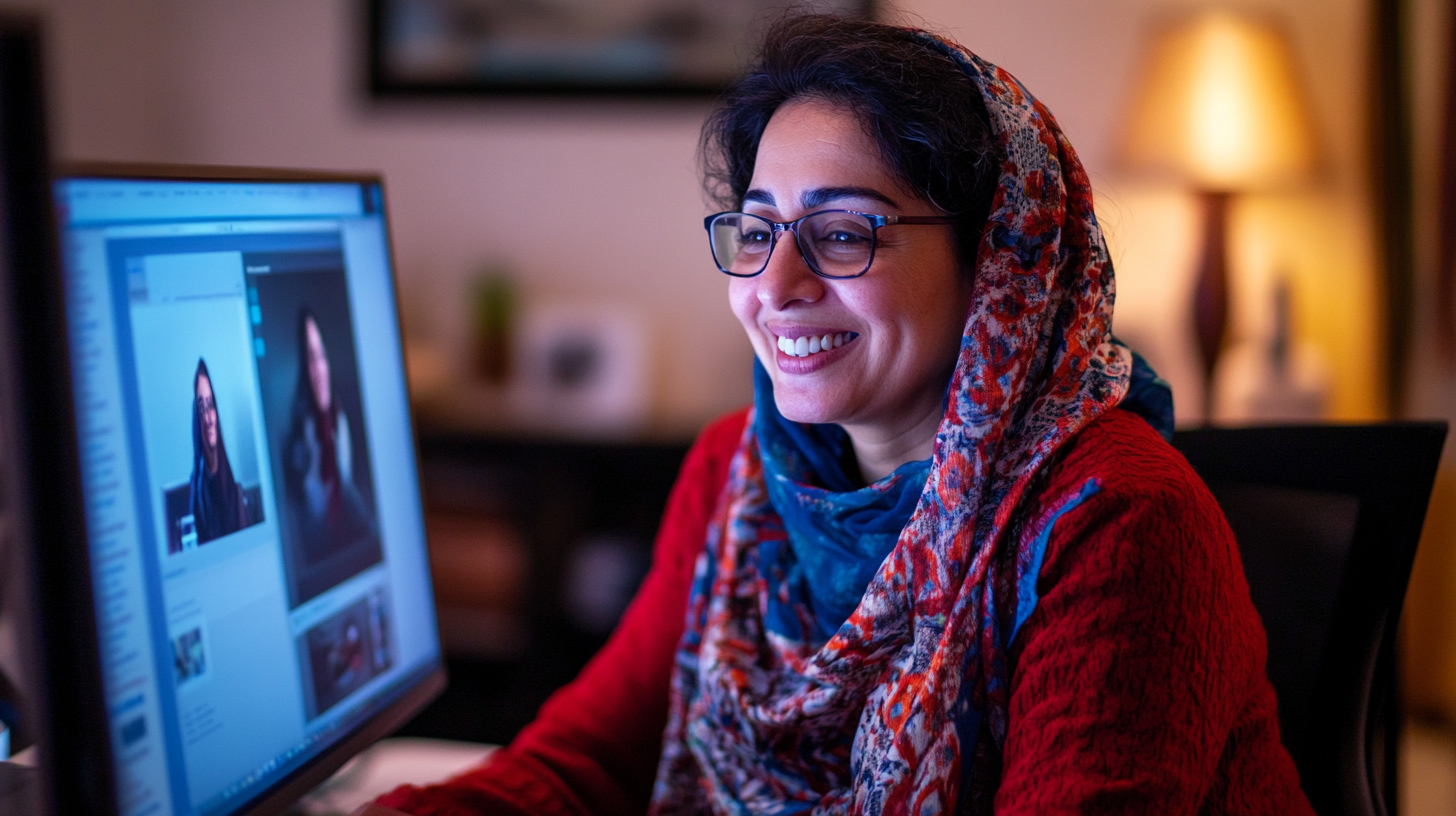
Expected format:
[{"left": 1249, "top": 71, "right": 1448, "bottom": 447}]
[
  {"left": 48, "top": 161, "right": 447, "bottom": 816},
  {"left": 0, "top": 16, "right": 119, "bottom": 815}
]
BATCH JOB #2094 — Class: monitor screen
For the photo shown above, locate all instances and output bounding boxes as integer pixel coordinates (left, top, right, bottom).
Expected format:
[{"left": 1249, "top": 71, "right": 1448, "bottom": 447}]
[{"left": 51, "top": 172, "right": 442, "bottom": 816}]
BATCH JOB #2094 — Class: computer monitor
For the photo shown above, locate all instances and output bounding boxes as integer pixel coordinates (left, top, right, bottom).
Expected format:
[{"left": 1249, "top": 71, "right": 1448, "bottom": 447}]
[{"left": 10, "top": 163, "right": 447, "bottom": 814}]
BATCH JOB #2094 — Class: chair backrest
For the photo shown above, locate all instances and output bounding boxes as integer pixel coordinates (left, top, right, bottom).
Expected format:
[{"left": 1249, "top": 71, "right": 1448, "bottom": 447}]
[{"left": 1173, "top": 422, "right": 1445, "bottom": 816}]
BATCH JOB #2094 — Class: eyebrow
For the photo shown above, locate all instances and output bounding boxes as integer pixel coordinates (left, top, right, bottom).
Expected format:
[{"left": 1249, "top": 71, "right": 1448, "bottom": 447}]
[{"left": 740, "top": 185, "right": 902, "bottom": 211}]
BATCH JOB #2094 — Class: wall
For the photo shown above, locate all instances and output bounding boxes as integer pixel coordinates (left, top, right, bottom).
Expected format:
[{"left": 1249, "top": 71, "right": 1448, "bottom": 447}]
[{"left": 11, "top": 0, "right": 1379, "bottom": 436}]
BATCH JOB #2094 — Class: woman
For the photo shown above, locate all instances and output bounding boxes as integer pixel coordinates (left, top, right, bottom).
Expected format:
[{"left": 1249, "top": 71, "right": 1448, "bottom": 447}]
[
  {"left": 189, "top": 358, "right": 249, "bottom": 544},
  {"left": 380, "top": 15, "right": 1310, "bottom": 815},
  {"left": 285, "top": 308, "right": 373, "bottom": 563}
]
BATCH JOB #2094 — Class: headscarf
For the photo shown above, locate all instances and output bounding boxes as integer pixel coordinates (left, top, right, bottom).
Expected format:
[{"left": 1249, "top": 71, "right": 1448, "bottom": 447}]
[
  {"left": 189, "top": 359, "right": 248, "bottom": 543},
  {"left": 651, "top": 33, "right": 1135, "bottom": 816}
]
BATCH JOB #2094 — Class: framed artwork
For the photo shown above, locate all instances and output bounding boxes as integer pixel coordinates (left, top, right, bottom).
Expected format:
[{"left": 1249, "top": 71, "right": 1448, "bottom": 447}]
[{"left": 368, "top": 0, "right": 874, "bottom": 97}]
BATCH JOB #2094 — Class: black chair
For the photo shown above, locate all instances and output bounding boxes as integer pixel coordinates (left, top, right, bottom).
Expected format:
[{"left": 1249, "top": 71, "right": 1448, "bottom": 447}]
[{"left": 1173, "top": 422, "right": 1446, "bottom": 816}]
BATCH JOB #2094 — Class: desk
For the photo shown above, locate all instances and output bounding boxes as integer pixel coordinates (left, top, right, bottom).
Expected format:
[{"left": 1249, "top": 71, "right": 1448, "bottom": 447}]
[{"left": 293, "top": 738, "right": 495, "bottom": 815}]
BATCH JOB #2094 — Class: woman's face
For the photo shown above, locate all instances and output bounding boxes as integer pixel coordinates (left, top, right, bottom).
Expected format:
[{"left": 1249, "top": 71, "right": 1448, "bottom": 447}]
[
  {"left": 729, "top": 99, "right": 973, "bottom": 434},
  {"left": 196, "top": 373, "right": 219, "bottom": 459},
  {"left": 305, "top": 317, "right": 332, "bottom": 413}
]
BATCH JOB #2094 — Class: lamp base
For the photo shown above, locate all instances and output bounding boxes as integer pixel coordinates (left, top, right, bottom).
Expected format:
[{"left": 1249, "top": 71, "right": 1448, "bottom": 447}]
[{"left": 1194, "top": 191, "right": 1231, "bottom": 423}]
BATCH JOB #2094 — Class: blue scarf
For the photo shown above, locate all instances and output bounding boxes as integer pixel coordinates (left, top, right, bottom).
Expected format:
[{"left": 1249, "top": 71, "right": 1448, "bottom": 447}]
[{"left": 755, "top": 345, "right": 1172, "bottom": 642}]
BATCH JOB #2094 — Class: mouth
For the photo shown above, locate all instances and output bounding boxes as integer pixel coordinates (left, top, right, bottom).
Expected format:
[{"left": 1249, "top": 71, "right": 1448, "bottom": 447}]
[{"left": 774, "top": 331, "right": 859, "bottom": 359}]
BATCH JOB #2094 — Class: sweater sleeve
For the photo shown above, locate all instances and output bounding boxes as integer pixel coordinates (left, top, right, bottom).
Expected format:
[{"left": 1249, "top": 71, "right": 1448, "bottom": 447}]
[
  {"left": 377, "top": 410, "right": 748, "bottom": 816},
  {"left": 993, "top": 414, "right": 1311, "bottom": 815}
]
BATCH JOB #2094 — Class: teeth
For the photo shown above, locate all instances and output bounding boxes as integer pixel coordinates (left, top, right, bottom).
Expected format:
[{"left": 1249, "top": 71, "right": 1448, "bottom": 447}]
[{"left": 776, "top": 332, "right": 856, "bottom": 358}]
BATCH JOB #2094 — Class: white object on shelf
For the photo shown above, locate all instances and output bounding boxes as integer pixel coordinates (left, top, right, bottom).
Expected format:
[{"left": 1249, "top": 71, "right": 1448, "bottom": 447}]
[
  {"left": 1212, "top": 276, "right": 1330, "bottom": 424},
  {"left": 509, "top": 302, "right": 650, "bottom": 435}
]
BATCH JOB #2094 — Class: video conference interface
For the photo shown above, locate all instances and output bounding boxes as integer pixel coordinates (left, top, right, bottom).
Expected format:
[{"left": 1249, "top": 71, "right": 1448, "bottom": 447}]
[{"left": 57, "top": 177, "right": 440, "bottom": 816}]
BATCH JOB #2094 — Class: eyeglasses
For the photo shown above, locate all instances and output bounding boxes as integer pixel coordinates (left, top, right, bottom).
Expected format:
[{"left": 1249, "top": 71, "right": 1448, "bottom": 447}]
[{"left": 704, "top": 209, "right": 955, "bottom": 279}]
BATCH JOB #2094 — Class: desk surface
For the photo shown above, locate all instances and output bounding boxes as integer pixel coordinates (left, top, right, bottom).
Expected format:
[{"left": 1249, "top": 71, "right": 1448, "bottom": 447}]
[{"left": 294, "top": 737, "right": 496, "bottom": 815}]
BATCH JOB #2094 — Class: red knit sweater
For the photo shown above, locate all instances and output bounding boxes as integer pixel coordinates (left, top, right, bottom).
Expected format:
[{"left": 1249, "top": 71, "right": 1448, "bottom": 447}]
[{"left": 379, "top": 408, "right": 1314, "bottom": 815}]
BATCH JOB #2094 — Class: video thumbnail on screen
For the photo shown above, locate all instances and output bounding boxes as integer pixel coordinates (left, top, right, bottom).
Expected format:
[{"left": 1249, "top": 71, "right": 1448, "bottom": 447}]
[
  {"left": 299, "top": 588, "right": 393, "bottom": 719},
  {"left": 248, "top": 249, "right": 384, "bottom": 608},
  {"left": 127, "top": 251, "right": 268, "bottom": 557}
]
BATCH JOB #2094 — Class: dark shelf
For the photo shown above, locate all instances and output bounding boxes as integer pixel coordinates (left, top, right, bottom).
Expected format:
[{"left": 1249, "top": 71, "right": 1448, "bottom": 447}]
[{"left": 399, "top": 432, "right": 693, "bottom": 746}]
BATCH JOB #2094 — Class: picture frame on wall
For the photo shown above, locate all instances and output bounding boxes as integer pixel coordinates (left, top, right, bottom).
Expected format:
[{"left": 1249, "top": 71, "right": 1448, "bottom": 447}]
[{"left": 368, "top": 0, "right": 875, "bottom": 97}]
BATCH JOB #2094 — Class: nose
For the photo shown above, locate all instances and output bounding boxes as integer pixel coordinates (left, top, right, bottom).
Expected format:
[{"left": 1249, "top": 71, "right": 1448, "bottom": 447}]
[{"left": 756, "top": 230, "right": 825, "bottom": 310}]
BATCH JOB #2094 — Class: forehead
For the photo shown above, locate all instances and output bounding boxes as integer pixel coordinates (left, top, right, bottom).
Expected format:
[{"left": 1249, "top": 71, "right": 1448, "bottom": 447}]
[{"left": 750, "top": 99, "right": 902, "bottom": 201}]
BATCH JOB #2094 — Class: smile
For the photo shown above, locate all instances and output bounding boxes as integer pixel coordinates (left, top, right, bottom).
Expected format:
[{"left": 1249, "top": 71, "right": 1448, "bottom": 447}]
[{"left": 776, "top": 331, "right": 858, "bottom": 358}]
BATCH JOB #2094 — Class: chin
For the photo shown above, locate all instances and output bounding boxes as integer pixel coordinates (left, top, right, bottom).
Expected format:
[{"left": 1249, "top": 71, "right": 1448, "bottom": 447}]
[{"left": 771, "top": 387, "right": 847, "bottom": 426}]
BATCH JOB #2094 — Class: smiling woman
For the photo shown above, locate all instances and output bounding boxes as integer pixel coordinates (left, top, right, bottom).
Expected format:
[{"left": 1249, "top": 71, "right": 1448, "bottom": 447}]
[
  {"left": 727, "top": 100, "right": 973, "bottom": 481},
  {"left": 378, "top": 14, "right": 1313, "bottom": 816},
  {"left": 188, "top": 358, "right": 249, "bottom": 545}
]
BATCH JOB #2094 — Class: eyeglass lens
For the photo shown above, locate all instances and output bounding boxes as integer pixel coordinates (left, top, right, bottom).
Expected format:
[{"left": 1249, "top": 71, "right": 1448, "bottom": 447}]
[{"left": 710, "top": 212, "right": 875, "bottom": 278}]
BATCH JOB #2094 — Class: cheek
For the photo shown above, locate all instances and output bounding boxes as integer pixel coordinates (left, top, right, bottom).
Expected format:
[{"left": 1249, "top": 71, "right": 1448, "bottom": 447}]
[{"left": 728, "top": 280, "right": 764, "bottom": 346}]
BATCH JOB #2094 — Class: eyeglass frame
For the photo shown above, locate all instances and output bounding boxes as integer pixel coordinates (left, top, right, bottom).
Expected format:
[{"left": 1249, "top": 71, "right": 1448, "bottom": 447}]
[{"left": 703, "top": 209, "right": 957, "bottom": 279}]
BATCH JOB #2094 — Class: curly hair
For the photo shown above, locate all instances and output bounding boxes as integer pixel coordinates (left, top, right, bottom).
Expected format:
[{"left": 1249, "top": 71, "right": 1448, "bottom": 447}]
[{"left": 699, "top": 14, "right": 1002, "bottom": 274}]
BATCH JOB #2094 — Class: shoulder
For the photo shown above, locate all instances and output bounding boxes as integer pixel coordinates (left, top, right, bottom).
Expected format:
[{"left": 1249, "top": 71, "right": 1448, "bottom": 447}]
[
  {"left": 1040, "top": 408, "right": 1217, "bottom": 523},
  {"left": 1016, "top": 410, "right": 1265, "bottom": 682},
  {"left": 1029, "top": 408, "right": 1244, "bottom": 609}
]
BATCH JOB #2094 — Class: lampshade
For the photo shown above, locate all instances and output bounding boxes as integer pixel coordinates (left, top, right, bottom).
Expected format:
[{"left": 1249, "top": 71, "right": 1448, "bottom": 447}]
[{"left": 1119, "top": 11, "right": 1318, "bottom": 191}]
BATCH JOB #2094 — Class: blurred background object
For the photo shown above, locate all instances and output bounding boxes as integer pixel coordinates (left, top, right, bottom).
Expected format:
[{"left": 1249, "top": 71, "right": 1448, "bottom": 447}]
[
  {"left": 1212, "top": 275, "right": 1332, "bottom": 423},
  {"left": 1117, "top": 9, "right": 1319, "bottom": 421},
  {"left": 369, "top": 0, "right": 872, "bottom": 96},
  {"left": 470, "top": 265, "right": 513, "bottom": 385}
]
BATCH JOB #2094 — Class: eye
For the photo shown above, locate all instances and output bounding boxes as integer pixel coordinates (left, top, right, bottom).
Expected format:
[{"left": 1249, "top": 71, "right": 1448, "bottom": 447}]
[
  {"left": 822, "top": 229, "right": 869, "bottom": 245},
  {"left": 737, "top": 226, "right": 772, "bottom": 253},
  {"left": 808, "top": 218, "right": 873, "bottom": 257}
]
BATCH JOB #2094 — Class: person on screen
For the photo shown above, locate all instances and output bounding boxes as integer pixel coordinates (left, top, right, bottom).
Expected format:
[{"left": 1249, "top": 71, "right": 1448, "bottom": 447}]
[
  {"left": 189, "top": 358, "right": 249, "bottom": 544},
  {"left": 285, "top": 308, "right": 373, "bottom": 562}
]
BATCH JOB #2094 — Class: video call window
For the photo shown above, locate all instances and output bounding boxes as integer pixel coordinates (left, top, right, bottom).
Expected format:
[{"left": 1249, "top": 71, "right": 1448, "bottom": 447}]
[
  {"left": 126, "top": 250, "right": 269, "bottom": 558},
  {"left": 111, "top": 230, "right": 398, "bottom": 795},
  {"left": 246, "top": 249, "right": 384, "bottom": 608},
  {"left": 118, "top": 235, "right": 387, "bottom": 607}
]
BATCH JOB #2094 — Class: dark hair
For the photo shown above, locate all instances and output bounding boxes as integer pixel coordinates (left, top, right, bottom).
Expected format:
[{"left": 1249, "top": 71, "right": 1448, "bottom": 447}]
[
  {"left": 192, "top": 357, "right": 232, "bottom": 471},
  {"left": 195, "top": 358, "right": 225, "bottom": 460},
  {"left": 700, "top": 14, "right": 1001, "bottom": 274}
]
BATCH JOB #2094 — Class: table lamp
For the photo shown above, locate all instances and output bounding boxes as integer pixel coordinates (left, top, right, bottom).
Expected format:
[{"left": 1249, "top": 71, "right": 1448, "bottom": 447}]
[{"left": 1118, "top": 11, "right": 1318, "bottom": 421}]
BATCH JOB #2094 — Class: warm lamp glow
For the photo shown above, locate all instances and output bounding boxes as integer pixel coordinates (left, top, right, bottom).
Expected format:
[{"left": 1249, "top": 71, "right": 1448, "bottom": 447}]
[{"left": 1120, "top": 11, "right": 1317, "bottom": 190}]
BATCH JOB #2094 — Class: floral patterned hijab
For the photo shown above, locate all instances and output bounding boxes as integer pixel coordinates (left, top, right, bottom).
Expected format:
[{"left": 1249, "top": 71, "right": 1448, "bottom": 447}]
[{"left": 651, "top": 32, "right": 1133, "bottom": 816}]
